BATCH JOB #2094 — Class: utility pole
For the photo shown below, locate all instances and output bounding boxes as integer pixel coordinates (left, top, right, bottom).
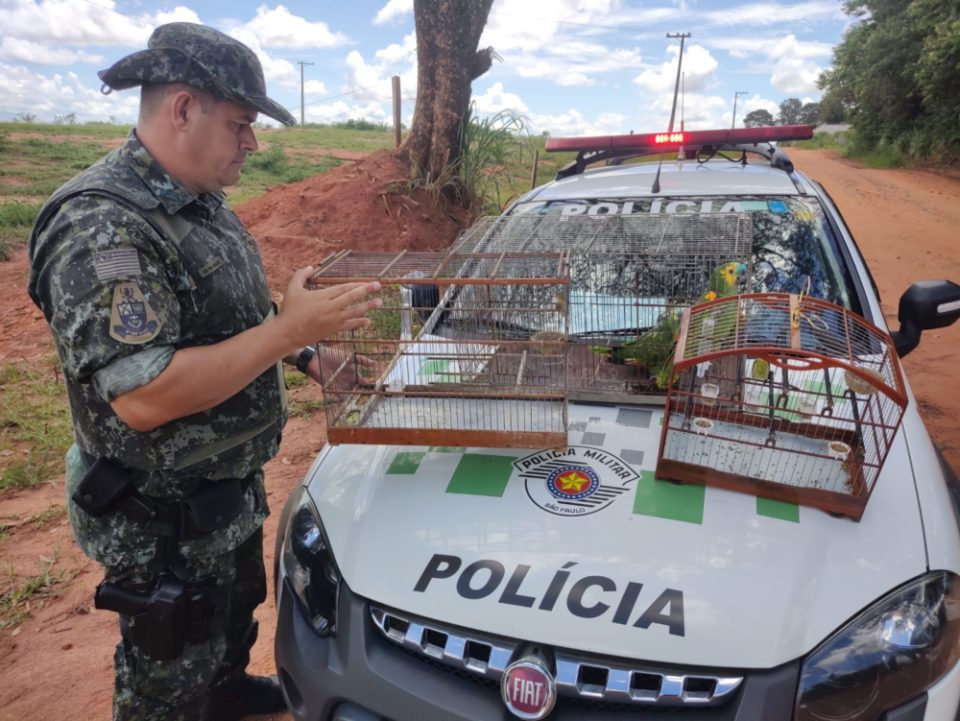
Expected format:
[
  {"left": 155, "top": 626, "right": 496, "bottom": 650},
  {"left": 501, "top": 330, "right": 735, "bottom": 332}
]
[
  {"left": 681, "top": 72, "right": 685, "bottom": 132},
  {"left": 666, "top": 32, "right": 690, "bottom": 133},
  {"left": 297, "top": 60, "right": 314, "bottom": 126},
  {"left": 732, "top": 90, "right": 748, "bottom": 128}
]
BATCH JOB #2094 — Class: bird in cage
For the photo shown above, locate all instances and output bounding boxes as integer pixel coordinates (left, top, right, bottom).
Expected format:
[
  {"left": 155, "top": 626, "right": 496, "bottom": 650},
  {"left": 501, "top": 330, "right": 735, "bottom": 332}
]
[
  {"left": 592, "top": 309, "right": 681, "bottom": 389},
  {"left": 691, "top": 262, "right": 748, "bottom": 356},
  {"left": 703, "top": 261, "right": 748, "bottom": 302},
  {"left": 591, "top": 262, "right": 747, "bottom": 390}
]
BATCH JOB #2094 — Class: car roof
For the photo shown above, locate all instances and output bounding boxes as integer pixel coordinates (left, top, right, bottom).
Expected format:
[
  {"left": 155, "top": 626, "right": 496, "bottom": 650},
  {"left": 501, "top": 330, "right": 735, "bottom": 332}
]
[{"left": 521, "top": 158, "right": 808, "bottom": 203}]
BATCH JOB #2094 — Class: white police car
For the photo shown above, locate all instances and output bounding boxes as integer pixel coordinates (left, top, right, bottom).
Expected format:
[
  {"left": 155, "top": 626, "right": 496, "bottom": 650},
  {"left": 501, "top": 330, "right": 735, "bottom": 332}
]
[{"left": 274, "top": 126, "right": 960, "bottom": 721}]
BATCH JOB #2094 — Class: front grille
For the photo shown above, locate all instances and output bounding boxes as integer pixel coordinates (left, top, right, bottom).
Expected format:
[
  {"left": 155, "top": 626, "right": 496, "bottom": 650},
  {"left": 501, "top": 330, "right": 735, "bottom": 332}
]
[{"left": 370, "top": 606, "right": 742, "bottom": 708}]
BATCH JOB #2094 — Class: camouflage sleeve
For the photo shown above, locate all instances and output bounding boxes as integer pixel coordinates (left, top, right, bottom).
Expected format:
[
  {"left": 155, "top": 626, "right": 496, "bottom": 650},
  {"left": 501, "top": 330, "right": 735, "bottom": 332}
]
[
  {"left": 31, "top": 195, "right": 182, "bottom": 397},
  {"left": 92, "top": 346, "right": 175, "bottom": 402}
]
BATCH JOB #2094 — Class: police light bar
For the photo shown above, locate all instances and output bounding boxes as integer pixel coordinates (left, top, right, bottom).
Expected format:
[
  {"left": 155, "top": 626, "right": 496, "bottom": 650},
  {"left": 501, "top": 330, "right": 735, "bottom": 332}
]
[{"left": 544, "top": 125, "right": 813, "bottom": 153}]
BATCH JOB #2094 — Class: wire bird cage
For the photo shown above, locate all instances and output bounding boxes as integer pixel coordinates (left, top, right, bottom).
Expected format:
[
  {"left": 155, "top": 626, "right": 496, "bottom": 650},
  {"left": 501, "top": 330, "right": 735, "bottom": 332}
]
[
  {"left": 306, "top": 247, "right": 570, "bottom": 449},
  {"left": 655, "top": 292, "right": 908, "bottom": 520},
  {"left": 454, "top": 212, "right": 754, "bottom": 400}
]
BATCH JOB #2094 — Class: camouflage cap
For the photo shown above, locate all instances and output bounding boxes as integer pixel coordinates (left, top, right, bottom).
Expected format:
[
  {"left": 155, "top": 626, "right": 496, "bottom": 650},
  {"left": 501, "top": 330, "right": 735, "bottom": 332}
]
[{"left": 98, "top": 22, "right": 296, "bottom": 126}]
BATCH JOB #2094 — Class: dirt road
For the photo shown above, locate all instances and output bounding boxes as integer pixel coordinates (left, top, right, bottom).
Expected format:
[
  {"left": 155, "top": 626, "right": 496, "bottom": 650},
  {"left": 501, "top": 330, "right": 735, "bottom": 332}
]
[
  {"left": 0, "top": 147, "right": 958, "bottom": 721},
  {"left": 789, "top": 148, "right": 960, "bottom": 472}
]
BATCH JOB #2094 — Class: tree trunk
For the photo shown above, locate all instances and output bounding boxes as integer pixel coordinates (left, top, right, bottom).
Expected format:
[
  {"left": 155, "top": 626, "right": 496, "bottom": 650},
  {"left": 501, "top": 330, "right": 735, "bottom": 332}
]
[{"left": 401, "top": 0, "right": 494, "bottom": 194}]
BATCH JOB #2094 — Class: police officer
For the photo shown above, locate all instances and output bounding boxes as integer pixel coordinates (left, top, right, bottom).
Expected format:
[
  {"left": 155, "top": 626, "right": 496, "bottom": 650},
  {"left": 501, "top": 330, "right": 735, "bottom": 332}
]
[{"left": 27, "top": 22, "right": 381, "bottom": 721}]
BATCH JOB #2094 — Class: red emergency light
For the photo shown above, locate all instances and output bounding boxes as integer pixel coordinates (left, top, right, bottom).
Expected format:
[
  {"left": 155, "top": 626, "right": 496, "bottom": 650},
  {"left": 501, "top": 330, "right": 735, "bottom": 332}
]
[{"left": 544, "top": 125, "right": 813, "bottom": 153}]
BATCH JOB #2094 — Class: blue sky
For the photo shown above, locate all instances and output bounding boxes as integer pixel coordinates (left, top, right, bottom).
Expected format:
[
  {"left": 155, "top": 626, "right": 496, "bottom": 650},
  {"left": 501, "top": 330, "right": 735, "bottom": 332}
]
[{"left": 0, "top": 0, "right": 853, "bottom": 135}]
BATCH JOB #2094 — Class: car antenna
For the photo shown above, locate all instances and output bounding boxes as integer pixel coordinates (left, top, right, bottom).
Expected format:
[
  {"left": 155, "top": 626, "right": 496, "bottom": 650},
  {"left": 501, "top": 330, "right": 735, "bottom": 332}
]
[{"left": 651, "top": 155, "right": 665, "bottom": 194}]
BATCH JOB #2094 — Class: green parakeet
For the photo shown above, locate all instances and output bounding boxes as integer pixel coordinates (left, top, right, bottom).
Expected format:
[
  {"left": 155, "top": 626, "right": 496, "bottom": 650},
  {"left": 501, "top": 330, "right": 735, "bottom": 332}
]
[
  {"left": 692, "top": 261, "right": 747, "bottom": 354},
  {"left": 593, "top": 310, "right": 681, "bottom": 389},
  {"left": 592, "top": 262, "right": 747, "bottom": 389}
]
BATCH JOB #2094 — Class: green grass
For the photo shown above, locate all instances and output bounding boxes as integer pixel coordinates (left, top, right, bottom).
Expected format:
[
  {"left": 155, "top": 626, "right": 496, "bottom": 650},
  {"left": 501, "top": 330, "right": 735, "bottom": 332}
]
[
  {"left": 26, "top": 504, "right": 66, "bottom": 529},
  {"left": 231, "top": 144, "right": 342, "bottom": 204},
  {"left": 0, "top": 201, "right": 43, "bottom": 260},
  {"left": 0, "top": 362, "right": 73, "bottom": 491},
  {"left": 0, "top": 121, "right": 397, "bottom": 248},
  {"left": 796, "top": 129, "right": 907, "bottom": 169},
  {"left": 0, "top": 120, "right": 131, "bottom": 140},
  {"left": 289, "top": 398, "right": 326, "bottom": 418},
  {"left": 0, "top": 556, "right": 76, "bottom": 630},
  {"left": 259, "top": 123, "right": 395, "bottom": 154},
  {"left": 283, "top": 365, "right": 311, "bottom": 389}
]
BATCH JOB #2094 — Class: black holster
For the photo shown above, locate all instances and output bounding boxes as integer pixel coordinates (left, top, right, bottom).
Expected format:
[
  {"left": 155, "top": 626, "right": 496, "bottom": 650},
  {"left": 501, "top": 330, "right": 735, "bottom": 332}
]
[
  {"left": 72, "top": 456, "right": 134, "bottom": 517},
  {"left": 96, "top": 576, "right": 227, "bottom": 661}
]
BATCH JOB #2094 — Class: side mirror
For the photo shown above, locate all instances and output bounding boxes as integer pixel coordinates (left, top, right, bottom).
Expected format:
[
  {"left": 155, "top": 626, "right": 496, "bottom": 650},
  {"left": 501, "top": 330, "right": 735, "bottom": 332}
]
[{"left": 890, "top": 280, "right": 960, "bottom": 357}]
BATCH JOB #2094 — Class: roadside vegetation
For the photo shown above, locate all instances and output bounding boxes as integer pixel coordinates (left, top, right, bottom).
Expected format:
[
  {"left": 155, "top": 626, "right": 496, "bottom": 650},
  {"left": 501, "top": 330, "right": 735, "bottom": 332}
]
[
  {"left": 816, "top": 0, "right": 960, "bottom": 164},
  {"left": 0, "top": 360, "right": 74, "bottom": 492},
  {"left": 0, "top": 553, "right": 78, "bottom": 631}
]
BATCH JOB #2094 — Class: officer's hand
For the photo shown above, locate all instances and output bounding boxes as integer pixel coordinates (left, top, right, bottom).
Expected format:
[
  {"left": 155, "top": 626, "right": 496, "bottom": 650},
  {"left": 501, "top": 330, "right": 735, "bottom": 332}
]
[
  {"left": 277, "top": 266, "right": 382, "bottom": 349},
  {"left": 304, "top": 346, "right": 379, "bottom": 387}
]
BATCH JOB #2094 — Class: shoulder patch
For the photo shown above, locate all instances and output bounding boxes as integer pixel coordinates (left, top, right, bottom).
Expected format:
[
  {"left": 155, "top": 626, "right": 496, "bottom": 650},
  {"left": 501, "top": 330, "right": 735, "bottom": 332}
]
[
  {"left": 95, "top": 247, "right": 142, "bottom": 281},
  {"left": 109, "top": 282, "right": 161, "bottom": 345}
]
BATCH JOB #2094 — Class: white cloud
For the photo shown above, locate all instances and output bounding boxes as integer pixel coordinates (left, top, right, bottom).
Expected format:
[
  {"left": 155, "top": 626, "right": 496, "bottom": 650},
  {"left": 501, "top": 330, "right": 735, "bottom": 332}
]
[
  {"left": 345, "top": 50, "right": 393, "bottom": 103},
  {"left": 702, "top": 1, "right": 845, "bottom": 27},
  {"left": 711, "top": 34, "right": 834, "bottom": 60},
  {"left": 473, "top": 82, "right": 529, "bottom": 115},
  {"left": 740, "top": 94, "right": 781, "bottom": 120},
  {"left": 633, "top": 44, "right": 718, "bottom": 94},
  {"left": 304, "top": 99, "right": 389, "bottom": 125},
  {"left": 0, "top": 61, "right": 139, "bottom": 122},
  {"left": 770, "top": 55, "right": 822, "bottom": 94},
  {"left": 0, "top": 0, "right": 198, "bottom": 47},
  {"left": 304, "top": 79, "right": 328, "bottom": 96},
  {"left": 340, "top": 35, "right": 417, "bottom": 108},
  {"left": 0, "top": 36, "right": 103, "bottom": 65},
  {"left": 153, "top": 7, "right": 203, "bottom": 26},
  {"left": 483, "top": 0, "right": 676, "bottom": 53},
  {"left": 374, "top": 33, "right": 416, "bottom": 65},
  {"left": 227, "top": 28, "right": 298, "bottom": 90},
  {"left": 237, "top": 5, "right": 349, "bottom": 49},
  {"left": 682, "top": 94, "right": 732, "bottom": 129},
  {"left": 511, "top": 42, "right": 643, "bottom": 85},
  {"left": 374, "top": 0, "right": 413, "bottom": 25},
  {"left": 527, "top": 108, "right": 627, "bottom": 137}
]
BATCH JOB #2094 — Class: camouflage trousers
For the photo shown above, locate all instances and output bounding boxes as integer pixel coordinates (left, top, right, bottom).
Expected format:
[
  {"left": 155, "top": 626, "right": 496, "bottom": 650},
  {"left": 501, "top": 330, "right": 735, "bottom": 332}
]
[{"left": 110, "top": 528, "right": 267, "bottom": 721}]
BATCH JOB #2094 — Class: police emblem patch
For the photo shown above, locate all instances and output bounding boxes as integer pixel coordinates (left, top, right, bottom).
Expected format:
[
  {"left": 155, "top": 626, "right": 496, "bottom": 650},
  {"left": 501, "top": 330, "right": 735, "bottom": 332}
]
[
  {"left": 514, "top": 446, "right": 639, "bottom": 517},
  {"left": 109, "top": 282, "right": 161, "bottom": 344}
]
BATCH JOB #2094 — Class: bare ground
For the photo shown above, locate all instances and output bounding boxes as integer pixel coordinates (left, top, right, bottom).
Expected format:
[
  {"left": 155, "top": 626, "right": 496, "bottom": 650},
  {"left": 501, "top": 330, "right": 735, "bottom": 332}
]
[{"left": 0, "top": 147, "right": 958, "bottom": 721}]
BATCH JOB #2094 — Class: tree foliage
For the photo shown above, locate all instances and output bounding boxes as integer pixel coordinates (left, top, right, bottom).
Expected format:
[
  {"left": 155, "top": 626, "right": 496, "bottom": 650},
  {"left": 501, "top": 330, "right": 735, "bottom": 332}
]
[
  {"left": 818, "top": 0, "right": 960, "bottom": 158},
  {"left": 743, "top": 109, "right": 774, "bottom": 127},
  {"left": 777, "top": 98, "right": 803, "bottom": 125}
]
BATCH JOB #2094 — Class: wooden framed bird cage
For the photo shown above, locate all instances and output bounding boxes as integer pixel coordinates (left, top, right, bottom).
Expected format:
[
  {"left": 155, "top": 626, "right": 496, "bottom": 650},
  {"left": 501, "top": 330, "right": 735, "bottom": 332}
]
[
  {"left": 306, "top": 247, "right": 570, "bottom": 449},
  {"left": 655, "top": 292, "right": 908, "bottom": 520},
  {"left": 453, "top": 212, "right": 754, "bottom": 401}
]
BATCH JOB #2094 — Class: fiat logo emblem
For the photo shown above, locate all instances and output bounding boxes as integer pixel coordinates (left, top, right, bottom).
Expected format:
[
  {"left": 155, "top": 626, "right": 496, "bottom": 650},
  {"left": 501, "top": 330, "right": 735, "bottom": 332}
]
[{"left": 501, "top": 656, "right": 557, "bottom": 720}]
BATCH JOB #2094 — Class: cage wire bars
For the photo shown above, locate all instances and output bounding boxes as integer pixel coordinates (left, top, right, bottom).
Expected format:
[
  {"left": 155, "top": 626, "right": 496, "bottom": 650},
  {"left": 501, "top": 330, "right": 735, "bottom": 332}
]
[
  {"left": 306, "top": 212, "right": 755, "bottom": 449},
  {"left": 656, "top": 292, "right": 907, "bottom": 519}
]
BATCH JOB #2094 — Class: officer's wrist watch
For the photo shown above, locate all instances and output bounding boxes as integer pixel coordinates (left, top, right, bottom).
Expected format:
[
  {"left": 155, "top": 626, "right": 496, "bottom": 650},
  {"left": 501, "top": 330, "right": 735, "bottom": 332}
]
[{"left": 295, "top": 346, "right": 316, "bottom": 374}]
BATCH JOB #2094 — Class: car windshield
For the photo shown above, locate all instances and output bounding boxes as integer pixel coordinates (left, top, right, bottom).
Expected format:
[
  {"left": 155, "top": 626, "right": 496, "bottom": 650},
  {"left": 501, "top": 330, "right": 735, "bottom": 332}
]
[{"left": 505, "top": 196, "right": 857, "bottom": 313}]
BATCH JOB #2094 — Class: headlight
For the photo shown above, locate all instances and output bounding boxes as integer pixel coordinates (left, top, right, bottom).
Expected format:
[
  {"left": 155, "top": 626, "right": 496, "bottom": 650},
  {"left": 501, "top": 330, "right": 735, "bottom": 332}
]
[
  {"left": 796, "top": 571, "right": 960, "bottom": 721},
  {"left": 280, "top": 488, "right": 341, "bottom": 636}
]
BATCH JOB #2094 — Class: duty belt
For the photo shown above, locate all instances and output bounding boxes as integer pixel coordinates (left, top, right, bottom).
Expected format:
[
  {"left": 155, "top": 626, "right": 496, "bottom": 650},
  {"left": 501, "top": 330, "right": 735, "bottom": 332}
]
[{"left": 73, "top": 452, "right": 254, "bottom": 541}]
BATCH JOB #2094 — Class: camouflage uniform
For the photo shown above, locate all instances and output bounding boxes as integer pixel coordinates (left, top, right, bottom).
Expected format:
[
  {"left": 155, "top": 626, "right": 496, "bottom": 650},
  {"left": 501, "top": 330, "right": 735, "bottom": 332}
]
[{"left": 28, "top": 130, "right": 286, "bottom": 720}]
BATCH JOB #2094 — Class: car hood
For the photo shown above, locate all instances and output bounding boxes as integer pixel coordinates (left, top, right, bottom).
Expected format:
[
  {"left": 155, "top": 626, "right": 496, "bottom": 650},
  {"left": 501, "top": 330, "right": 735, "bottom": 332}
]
[{"left": 306, "top": 402, "right": 927, "bottom": 669}]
